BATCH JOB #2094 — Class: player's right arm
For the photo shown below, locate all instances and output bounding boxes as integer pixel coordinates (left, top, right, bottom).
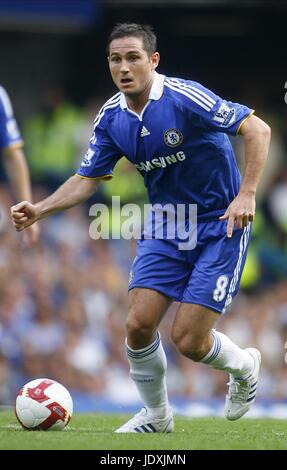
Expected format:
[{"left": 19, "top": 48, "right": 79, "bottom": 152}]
[
  {"left": 11, "top": 94, "right": 122, "bottom": 232},
  {"left": 11, "top": 93, "right": 122, "bottom": 232},
  {"left": 11, "top": 174, "right": 99, "bottom": 231}
]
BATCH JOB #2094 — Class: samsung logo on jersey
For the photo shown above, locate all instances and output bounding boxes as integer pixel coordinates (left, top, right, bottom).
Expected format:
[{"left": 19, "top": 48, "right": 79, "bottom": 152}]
[{"left": 135, "top": 151, "right": 186, "bottom": 172}]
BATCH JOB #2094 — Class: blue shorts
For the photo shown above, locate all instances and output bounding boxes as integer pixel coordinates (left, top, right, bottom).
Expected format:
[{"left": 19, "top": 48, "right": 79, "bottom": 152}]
[{"left": 128, "top": 220, "right": 251, "bottom": 314}]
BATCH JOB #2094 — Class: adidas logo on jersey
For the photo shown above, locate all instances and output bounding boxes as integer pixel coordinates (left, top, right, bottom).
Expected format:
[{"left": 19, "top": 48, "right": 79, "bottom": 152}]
[{"left": 140, "top": 126, "right": 150, "bottom": 137}]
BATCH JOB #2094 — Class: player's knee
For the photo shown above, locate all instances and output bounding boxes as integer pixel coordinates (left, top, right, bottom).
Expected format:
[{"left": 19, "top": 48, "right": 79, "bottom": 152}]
[
  {"left": 172, "top": 330, "right": 208, "bottom": 361},
  {"left": 126, "top": 315, "right": 155, "bottom": 342}
]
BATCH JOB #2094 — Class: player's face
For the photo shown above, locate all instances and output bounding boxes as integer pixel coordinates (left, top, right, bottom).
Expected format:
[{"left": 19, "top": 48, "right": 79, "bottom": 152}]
[{"left": 108, "top": 36, "right": 159, "bottom": 98}]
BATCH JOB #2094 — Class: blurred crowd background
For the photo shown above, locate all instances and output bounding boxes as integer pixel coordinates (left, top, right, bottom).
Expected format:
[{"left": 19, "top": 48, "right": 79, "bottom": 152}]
[{"left": 0, "top": 0, "right": 287, "bottom": 410}]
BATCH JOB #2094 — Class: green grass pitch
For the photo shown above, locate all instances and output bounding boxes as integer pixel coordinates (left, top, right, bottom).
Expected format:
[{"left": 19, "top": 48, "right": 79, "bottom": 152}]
[{"left": 0, "top": 410, "right": 286, "bottom": 450}]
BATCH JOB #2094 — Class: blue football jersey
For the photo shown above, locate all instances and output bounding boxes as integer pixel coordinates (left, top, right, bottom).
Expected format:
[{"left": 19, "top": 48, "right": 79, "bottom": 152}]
[
  {"left": 77, "top": 72, "right": 253, "bottom": 221},
  {"left": 0, "top": 86, "right": 23, "bottom": 150}
]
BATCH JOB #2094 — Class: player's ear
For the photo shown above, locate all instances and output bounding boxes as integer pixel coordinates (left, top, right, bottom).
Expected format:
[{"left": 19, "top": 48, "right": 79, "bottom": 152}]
[{"left": 151, "top": 52, "right": 160, "bottom": 70}]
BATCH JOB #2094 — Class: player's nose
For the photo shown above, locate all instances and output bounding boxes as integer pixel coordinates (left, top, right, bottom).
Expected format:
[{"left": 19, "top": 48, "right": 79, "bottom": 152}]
[{"left": 120, "top": 60, "right": 130, "bottom": 73}]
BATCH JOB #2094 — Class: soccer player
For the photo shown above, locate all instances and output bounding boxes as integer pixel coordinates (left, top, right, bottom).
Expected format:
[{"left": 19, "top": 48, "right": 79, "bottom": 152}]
[
  {"left": 0, "top": 85, "right": 38, "bottom": 243},
  {"left": 11, "top": 23, "right": 271, "bottom": 432}
]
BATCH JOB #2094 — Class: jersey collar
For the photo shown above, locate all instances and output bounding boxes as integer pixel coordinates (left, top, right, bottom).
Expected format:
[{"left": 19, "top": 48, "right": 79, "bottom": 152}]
[{"left": 120, "top": 72, "right": 165, "bottom": 110}]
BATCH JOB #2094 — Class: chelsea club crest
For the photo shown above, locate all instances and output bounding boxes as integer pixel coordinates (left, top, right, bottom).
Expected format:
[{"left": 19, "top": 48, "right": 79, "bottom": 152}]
[{"left": 164, "top": 128, "right": 183, "bottom": 147}]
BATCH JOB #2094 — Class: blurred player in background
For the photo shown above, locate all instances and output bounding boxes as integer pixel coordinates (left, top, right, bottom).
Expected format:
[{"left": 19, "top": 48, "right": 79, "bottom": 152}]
[
  {"left": 0, "top": 85, "right": 38, "bottom": 244},
  {"left": 11, "top": 24, "right": 270, "bottom": 432}
]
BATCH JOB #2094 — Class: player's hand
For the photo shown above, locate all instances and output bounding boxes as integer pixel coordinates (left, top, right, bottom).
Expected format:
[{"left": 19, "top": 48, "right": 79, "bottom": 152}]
[
  {"left": 219, "top": 191, "right": 255, "bottom": 238},
  {"left": 10, "top": 201, "right": 39, "bottom": 232}
]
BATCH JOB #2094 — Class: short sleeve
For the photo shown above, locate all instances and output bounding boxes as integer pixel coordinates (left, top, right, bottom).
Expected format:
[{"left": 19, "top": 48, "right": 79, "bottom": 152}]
[
  {"left": 77, "top": 119, "right": 122, "bottom": 180},
  {"left": 0, "top": 86, "right": 23, "bottom": 149},
  {"left": 166, "top": 78, "right": 254, "bottom": 136}
]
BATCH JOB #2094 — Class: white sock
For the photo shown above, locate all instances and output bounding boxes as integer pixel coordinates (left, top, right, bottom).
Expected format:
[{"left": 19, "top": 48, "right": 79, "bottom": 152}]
[
  {"left": 126, "top": 332, "right": 169, "bottom": 418},
  {"left": 201, "top": 330, "right": 253, "bottom": 379}
]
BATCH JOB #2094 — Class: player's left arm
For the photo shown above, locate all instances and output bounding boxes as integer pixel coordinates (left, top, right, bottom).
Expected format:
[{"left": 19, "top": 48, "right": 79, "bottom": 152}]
[{"left": 219, "top": 114, "right": 271, "bottom": 237}]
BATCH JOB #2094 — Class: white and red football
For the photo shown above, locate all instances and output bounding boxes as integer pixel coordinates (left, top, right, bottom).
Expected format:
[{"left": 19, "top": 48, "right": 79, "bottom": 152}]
[{"left": 15, "top": 378, "right": 73, "bottom": 430}]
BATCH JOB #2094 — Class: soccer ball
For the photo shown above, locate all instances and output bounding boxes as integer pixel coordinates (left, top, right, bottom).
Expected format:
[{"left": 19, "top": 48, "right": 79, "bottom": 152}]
[{"left": 15, "top": 378, "right": 73, "bottom": 430}]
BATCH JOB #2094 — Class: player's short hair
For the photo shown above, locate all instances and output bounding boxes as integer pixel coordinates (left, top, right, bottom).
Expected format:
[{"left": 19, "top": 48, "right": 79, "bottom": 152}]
[{"left": 107, "top": 23, "right": 157, "bottom": 56}]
